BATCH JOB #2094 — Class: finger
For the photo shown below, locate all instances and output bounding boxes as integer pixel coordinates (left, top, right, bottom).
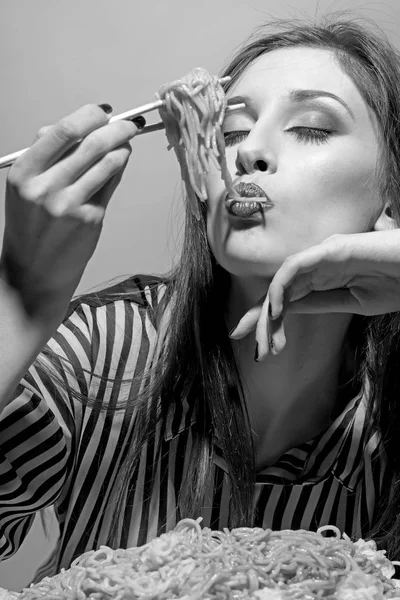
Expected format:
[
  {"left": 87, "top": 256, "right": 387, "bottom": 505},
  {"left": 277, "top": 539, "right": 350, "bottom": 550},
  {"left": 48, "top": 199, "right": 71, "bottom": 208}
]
[
  {"left": 229, "top": 303, "right": 263, "bottom": 339},
  {"left": 13, "top": 104, "right": 113, "bottom": 177},
  {"left": 285, "top": 289, "right": 360, "bottom": 314},
  {"left": 269, "top": 244, "right": 342, "bottom": 318},
  {"left": 229, "top": 277, "right": 310, "bottom": 343},
  {"left": 32, "top": 125, "right": 54, "bottom": 143},
  {"left": 45, "top": 143, "right": 132, "bottom": 215},
  {"left": 67, "top": 170, "right": 124, "bottom": 226},
  {"left": 40, "top": 119, "right": 138, "bottom": 188},
  {"left": 255, "top": 292, "right": 271, "bottom": 361},
  {"left": 268, "top": 278, "right": 313, "bottom": 326},
  {"left": 270, "top": 316, "right": 287, "bottom": 355},
  {"left": 283, "top": 273, "right": 315, "bottom": 302},
  {"left": 89, "top": 162, "right": 127, "bottom": 209},
  {"left": 268, "top": 257, "right": 316, "bottom": 319}
]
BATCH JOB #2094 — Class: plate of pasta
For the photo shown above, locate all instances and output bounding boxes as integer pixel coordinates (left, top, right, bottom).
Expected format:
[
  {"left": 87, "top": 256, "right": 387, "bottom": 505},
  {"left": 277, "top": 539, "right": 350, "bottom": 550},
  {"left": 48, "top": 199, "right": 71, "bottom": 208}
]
[{"left": 2, "top": 518, "right": 400, "bottom": 599}]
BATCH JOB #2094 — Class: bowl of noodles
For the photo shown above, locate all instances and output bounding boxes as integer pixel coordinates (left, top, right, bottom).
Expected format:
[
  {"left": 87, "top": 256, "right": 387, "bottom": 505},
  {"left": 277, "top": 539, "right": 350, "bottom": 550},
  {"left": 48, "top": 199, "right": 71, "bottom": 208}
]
[{"left": 3, "top": 518, "right": 400, "bottom": 600}]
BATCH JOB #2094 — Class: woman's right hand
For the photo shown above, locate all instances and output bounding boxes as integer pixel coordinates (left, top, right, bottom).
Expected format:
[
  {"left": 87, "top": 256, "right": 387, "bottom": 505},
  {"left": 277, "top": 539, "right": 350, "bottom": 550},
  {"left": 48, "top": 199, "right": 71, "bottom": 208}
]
[{"left": 1, "top": 103, "right": 142, "bottom": 320}]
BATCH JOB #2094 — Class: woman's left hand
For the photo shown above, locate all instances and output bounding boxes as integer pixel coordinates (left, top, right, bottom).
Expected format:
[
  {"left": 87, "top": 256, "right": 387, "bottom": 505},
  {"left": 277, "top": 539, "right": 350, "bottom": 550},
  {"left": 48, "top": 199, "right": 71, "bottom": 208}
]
[{"left": 229, "top": 229, "right": 400, "bottom": 360}]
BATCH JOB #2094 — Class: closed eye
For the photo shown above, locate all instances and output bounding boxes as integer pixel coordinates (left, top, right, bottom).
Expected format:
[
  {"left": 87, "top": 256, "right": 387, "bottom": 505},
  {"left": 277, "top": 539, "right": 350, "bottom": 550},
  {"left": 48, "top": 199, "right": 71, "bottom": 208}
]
[
  {"left": 287, "top": 126, "right": 333, "bottom": 144},
  {"left": 223, "top": 130, "right": 250, "bottom": 147},
  {"left": 223, "top": 127, "right": 333, "bottom": 148}
]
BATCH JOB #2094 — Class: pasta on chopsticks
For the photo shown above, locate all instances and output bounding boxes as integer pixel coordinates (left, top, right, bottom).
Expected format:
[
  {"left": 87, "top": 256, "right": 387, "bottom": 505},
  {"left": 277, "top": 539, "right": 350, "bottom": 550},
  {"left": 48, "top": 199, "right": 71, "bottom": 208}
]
[
  {"left": 157, "top": 67, "right": 237, "bottom": 220},
  {"left": 10, "top": 518, "right": 400, "bottom": 600}
]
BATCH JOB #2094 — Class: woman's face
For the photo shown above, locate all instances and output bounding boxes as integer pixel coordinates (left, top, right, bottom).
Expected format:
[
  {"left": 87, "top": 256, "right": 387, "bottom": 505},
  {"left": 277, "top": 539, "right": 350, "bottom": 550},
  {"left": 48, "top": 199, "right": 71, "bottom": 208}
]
[{"left": 206, "top": 46, "right": 383, "bottom": 278}]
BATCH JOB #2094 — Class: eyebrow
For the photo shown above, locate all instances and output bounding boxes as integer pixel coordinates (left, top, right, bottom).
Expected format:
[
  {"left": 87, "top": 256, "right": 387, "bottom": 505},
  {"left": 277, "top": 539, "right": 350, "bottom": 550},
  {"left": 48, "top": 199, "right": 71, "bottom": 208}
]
[
  {"left": 289, "top": 89, "right": 355, "bottom": 120},
  {"left": 227, "top": 89, "right": 355, "bottom": 120}
]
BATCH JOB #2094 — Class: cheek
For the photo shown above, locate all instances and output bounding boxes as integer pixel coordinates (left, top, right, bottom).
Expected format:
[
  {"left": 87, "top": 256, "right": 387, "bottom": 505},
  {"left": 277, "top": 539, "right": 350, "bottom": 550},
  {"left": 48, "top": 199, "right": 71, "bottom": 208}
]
[
  {"left": 282, "top": 147, "right": 381, "bottom": 231},
  {"left": 319, "top": 159, "right": 375, "bottom": 201},
  {"left": 205, "top": 141, "right": 382, "bottom": 269}
]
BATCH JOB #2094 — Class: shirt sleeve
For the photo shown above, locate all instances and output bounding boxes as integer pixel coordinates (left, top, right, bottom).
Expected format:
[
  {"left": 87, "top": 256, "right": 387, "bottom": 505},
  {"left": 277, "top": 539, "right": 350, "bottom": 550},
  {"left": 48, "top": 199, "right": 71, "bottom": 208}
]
[{"left": 0, "top": 302, "right": 92, "bottom": 560}]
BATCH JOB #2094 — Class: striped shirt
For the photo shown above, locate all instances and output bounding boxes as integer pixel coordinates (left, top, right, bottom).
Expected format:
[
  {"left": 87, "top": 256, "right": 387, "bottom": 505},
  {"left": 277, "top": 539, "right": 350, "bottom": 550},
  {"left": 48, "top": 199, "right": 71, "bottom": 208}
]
[{"left": 0, "top": 275, "right": 389, "bottom": 584}]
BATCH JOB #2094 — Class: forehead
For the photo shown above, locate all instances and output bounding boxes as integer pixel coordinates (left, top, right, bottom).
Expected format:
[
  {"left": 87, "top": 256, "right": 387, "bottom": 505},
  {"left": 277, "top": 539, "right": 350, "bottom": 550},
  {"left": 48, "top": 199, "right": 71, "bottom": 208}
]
[{"left": 230, "top": 46, "right": 365, "bottom": 108}]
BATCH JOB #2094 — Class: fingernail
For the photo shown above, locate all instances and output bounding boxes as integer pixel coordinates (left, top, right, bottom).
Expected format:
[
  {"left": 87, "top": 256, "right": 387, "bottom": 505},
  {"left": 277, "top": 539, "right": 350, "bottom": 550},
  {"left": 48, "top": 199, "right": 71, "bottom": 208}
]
[
  {"left": 98, "top": 103, "right": 113, "bottom": 114},
  {"left": 254, "top": 343, "right": 259, "bottom": 362},
  {"left": 229, "top": 326, "right": 237, "bottom": 338},
  {"left": 131, "top": 115, "right": 146, "bottom": 130}
]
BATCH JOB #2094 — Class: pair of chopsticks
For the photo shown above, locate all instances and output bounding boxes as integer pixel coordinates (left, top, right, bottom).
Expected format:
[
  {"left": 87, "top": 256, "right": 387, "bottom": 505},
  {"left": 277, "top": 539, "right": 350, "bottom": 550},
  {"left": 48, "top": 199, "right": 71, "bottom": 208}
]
[{"left": 0, "top": 76, "right": 245, "bottom": 169}]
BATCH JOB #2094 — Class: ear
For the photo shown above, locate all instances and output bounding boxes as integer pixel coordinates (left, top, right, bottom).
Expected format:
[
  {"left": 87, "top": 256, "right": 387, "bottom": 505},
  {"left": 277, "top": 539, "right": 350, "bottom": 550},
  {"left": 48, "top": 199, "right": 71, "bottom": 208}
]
[{"left": 373, "top": 202, "right": 397, "bottom": 231}]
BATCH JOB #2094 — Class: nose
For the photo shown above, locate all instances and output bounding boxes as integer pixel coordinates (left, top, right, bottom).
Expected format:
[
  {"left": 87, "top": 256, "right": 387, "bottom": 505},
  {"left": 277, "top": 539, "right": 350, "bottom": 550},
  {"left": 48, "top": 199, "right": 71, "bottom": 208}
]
[{"left": 234, "top": 131, "right": 275, "bottom": 176}]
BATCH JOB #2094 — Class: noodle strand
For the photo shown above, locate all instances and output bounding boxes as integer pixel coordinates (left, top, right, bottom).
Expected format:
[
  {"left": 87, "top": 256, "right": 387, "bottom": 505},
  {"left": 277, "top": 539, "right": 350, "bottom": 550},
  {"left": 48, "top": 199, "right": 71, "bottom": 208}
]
[{"left": 157, "top": 67, "right": 237, "bottom": 220}]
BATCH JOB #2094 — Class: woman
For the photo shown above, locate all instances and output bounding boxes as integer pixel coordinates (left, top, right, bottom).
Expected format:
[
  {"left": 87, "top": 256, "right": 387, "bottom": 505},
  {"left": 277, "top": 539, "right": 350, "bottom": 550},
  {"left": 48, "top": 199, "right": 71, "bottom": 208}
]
[{"left": 2, "top": 15, "right": 400, "bottom": 583}]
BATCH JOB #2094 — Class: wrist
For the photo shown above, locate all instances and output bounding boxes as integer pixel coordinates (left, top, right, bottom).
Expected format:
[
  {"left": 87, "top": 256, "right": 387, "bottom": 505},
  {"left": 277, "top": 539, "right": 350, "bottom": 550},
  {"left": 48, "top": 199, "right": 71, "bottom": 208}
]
[{"left": 0, "top": 273, "right": 68, "bottom": 329}]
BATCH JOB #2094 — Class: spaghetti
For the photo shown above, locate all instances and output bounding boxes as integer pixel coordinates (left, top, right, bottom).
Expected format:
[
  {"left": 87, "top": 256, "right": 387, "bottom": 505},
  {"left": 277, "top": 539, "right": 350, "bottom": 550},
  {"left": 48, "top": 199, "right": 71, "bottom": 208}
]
[
  {"left": 157, "top": 68, "right": 237, "bottom": 220},
  {"left": 14, "top": 519, "right": 400, "bottom": 599}
]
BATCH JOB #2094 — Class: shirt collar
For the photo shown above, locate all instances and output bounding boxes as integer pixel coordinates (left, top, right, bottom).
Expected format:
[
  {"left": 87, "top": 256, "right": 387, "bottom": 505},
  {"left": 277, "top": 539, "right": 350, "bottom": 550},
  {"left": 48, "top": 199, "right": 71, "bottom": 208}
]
[
  {"left": 164, "top": 387, "right": 379, "bottom": 490},
  {"left": 255, "top": 391, "right": 365, "bottom": 486}
]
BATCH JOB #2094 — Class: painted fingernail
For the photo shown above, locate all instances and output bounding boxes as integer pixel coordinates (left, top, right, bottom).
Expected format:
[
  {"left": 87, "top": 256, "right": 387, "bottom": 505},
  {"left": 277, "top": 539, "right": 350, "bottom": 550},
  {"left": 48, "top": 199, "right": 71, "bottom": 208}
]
[
  {"left": 131, "top": 115, "right": 146, "bottom": 130},
  {"left": 254, "top": 343, "right": 259, "bottom": 362},
  {"left": 98, "top": 103, "right": 113, "bottom": 114}
]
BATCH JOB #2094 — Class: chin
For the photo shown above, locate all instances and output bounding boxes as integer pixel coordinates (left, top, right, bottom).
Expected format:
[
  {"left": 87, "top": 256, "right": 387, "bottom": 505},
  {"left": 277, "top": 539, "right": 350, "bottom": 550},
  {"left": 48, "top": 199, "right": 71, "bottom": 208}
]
[{"left": 216, "top": 253, "right": 282, "bottom": 279}]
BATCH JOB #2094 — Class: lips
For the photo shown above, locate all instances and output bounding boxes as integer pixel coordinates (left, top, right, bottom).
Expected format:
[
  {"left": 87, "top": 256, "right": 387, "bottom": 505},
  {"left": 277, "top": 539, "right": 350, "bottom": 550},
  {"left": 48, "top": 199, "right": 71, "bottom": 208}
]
[
  {"left": 226, "top": 181, "right": 273, "bottom": 217},
  {"left": 234, "top": 181, "right": 268, "bottom": 199}
]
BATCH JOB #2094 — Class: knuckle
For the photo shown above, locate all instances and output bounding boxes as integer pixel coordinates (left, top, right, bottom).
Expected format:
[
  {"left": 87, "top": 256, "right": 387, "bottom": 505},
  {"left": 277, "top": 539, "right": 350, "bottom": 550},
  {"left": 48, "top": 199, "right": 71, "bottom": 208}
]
[
  {"left": 35, "top": 125, "right": 52, "bottom": 140},
  {"left": 74, "top": 203, "right": 106, "bottom": 226},
  {"left": 15, "top": 179, "right": 47, "bottom": 203},
  {"left": 44, "top": 197, "right": 68, "bottom": 218},
  {"left": 323, "top": 233, "right": 343, "bottom": 245},
  {"left": 104, "top": 148, "right": 128, "bottom": 171},
  {"left": 81, "top": 132, "right": 106, "bottom": 158},
  {"left": 55, "top": 119, "right": 79, "bottom": 143},
  {"left": 283, "top": 254, "right": 296, "bottom": 268},
  {"left": 7, "top": 163, "right": 24, "bottom": 189},
  {"left": 45, "top": 203, "right": 62, "bottom": 218},
  {"left": 22, "top": 180, "right": 48, "bottom": 203},
  {"left": 323, "top": 235, "right": 348, "bottom": 260},
  {"left": 102, "top": 152, "right": 120, "bottom": 171}
]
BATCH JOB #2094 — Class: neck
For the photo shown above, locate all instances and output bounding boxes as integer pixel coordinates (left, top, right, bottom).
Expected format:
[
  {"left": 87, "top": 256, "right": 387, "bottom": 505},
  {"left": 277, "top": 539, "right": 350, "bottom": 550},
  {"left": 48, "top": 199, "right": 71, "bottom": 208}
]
[{"left": 227, "top": 275, "right": 356, "bottom": 467}]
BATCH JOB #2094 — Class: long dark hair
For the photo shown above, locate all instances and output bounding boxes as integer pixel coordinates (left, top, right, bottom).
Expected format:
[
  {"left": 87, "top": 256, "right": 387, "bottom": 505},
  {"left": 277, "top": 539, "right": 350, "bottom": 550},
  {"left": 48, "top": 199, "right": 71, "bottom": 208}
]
[{"left": 38, "top": 15, "right": 400, "bottom": 559}]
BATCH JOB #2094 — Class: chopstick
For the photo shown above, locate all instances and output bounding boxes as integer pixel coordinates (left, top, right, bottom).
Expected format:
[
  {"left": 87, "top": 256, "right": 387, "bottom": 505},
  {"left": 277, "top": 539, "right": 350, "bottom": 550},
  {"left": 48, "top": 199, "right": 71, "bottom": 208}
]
[
  {"left": 137, "top": 102, "right": 244, "bottom": 136},
  {"left": 0, "top": 76, "right": 244, "bottom": 170}
]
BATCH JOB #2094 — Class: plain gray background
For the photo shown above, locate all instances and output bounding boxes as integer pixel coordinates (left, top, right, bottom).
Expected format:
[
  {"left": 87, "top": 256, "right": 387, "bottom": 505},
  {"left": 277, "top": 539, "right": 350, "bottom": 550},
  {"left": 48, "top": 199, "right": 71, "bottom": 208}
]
[{"left": 1, "top": 0, "right": 400, "bottom": 591}]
